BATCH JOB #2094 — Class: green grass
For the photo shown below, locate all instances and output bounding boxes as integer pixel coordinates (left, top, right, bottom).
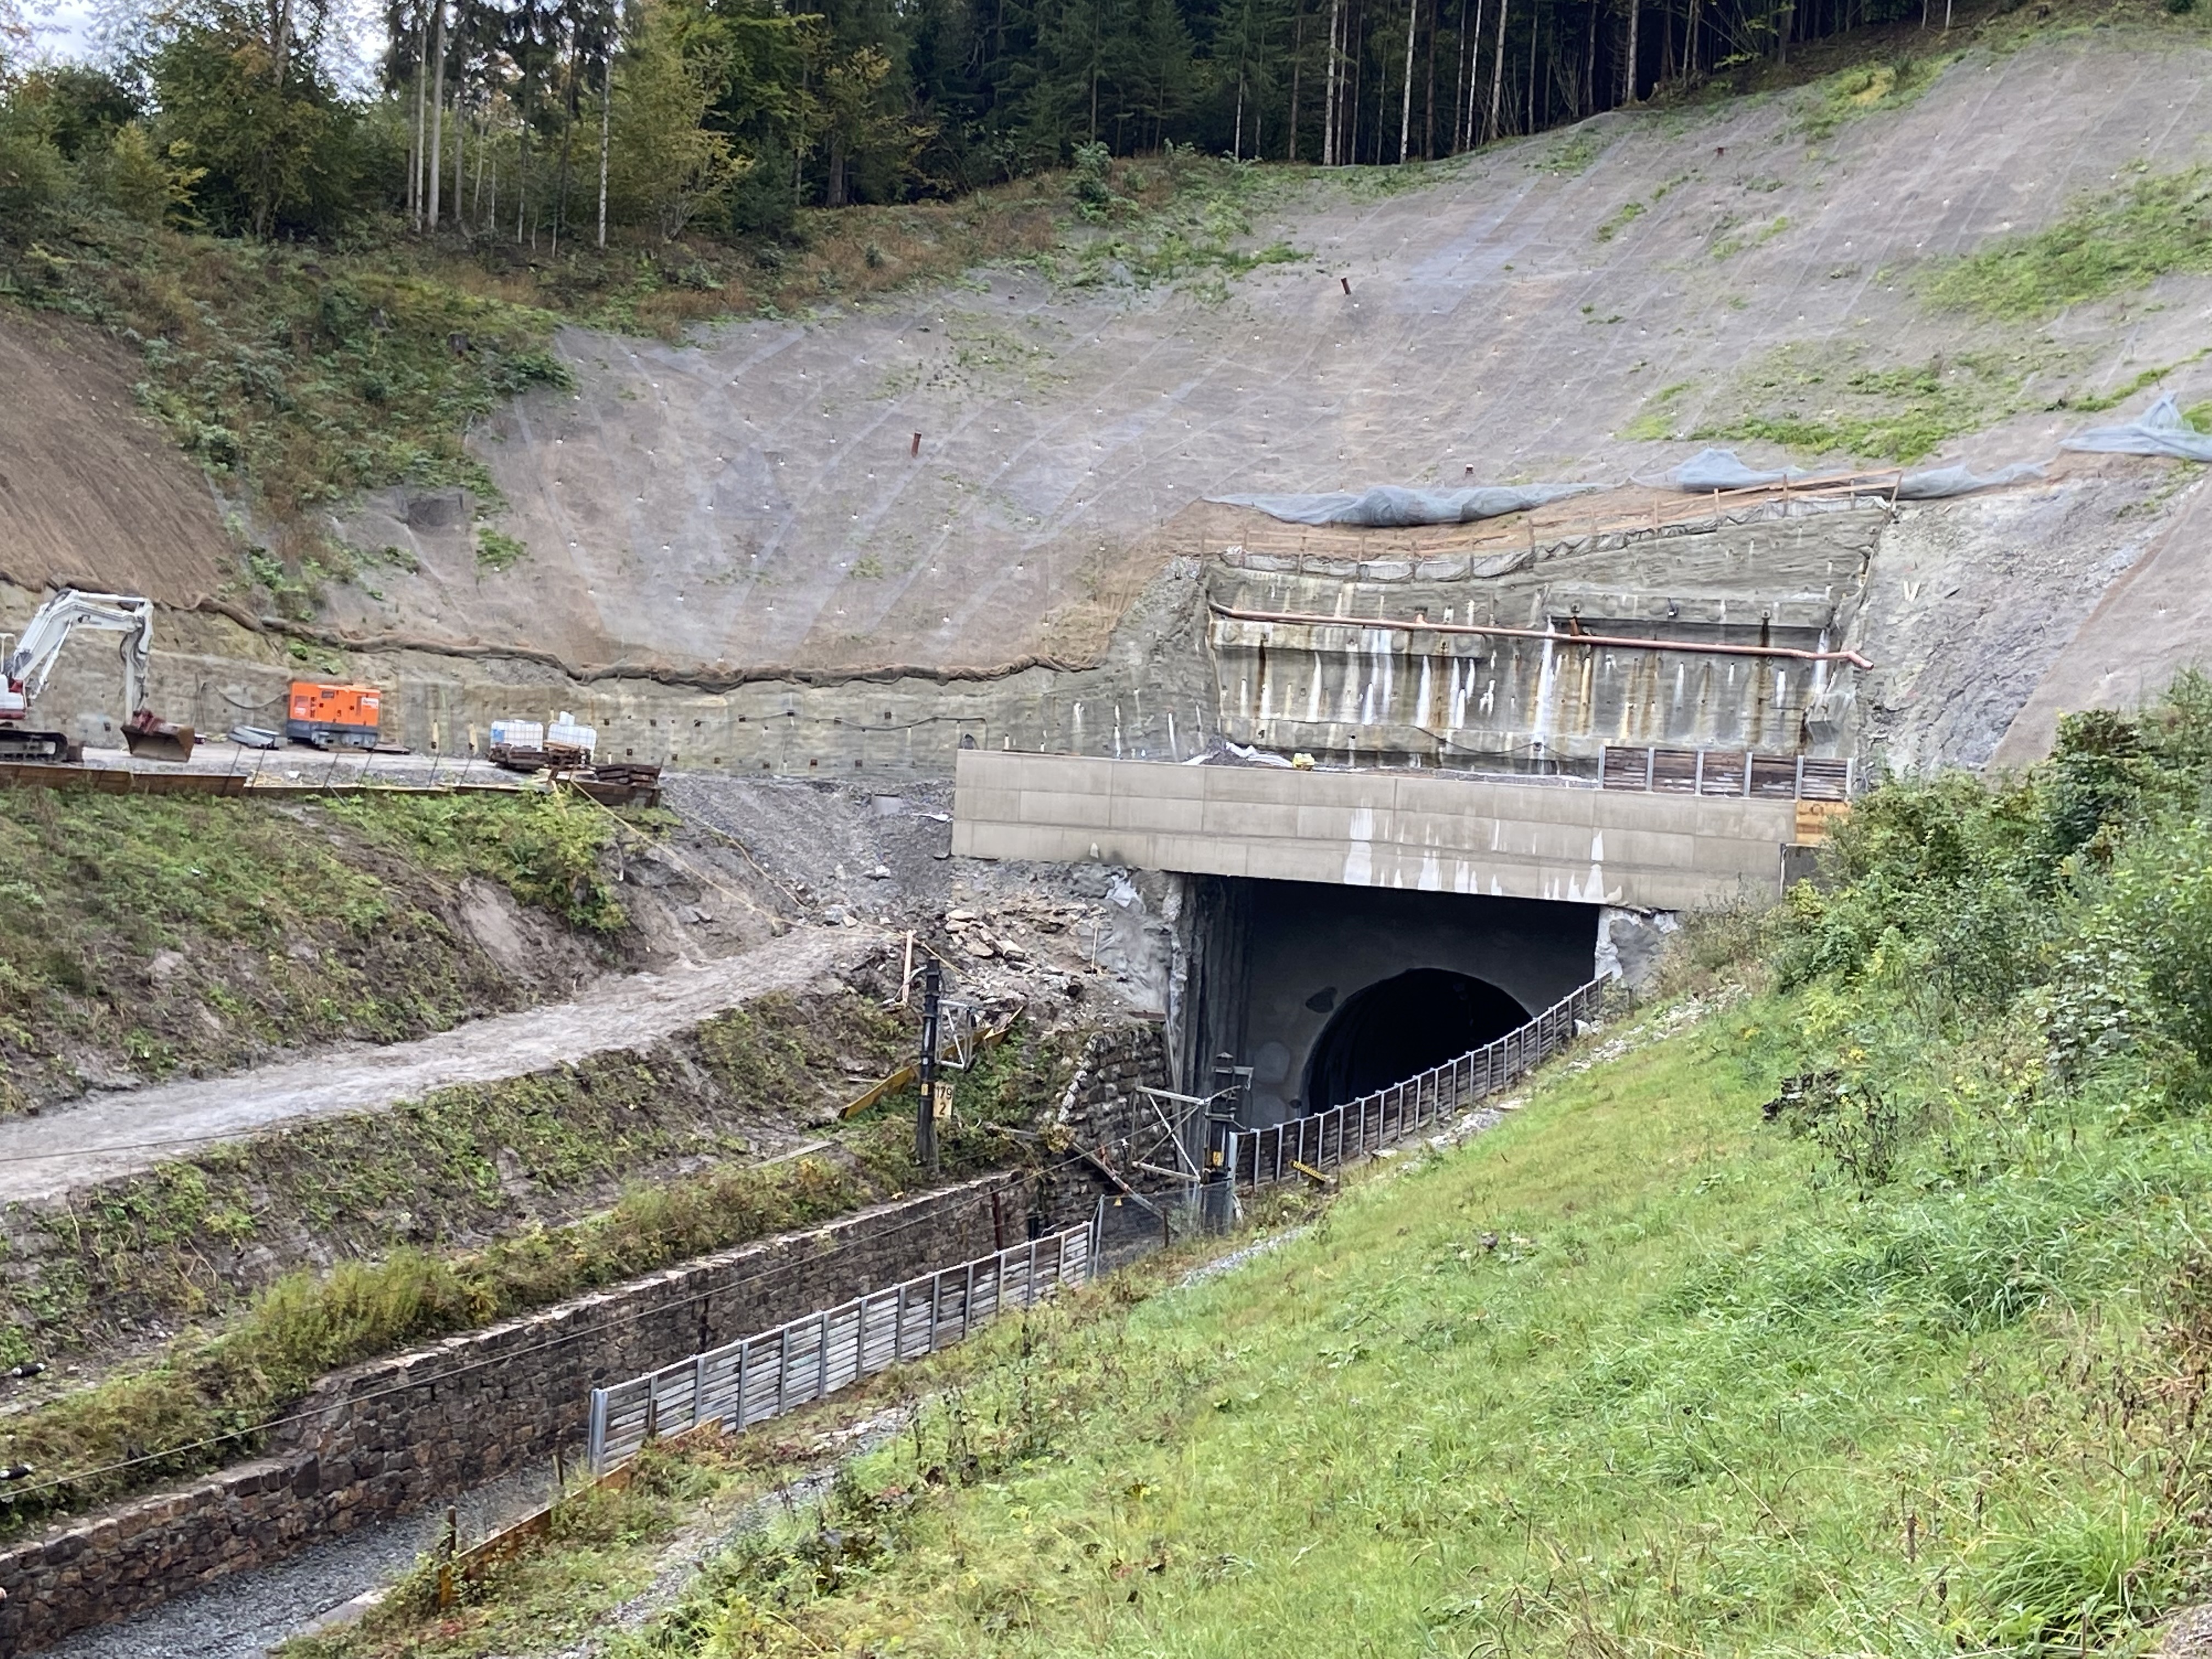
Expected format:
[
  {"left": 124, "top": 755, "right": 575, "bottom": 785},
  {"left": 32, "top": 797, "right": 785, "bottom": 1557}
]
[
  {"left": 1924, "top": 164, "right": 2212, "bottom": 321},
  {"left": 1798, "top": 55, "right": 1955, "bottom": 142},
  {"left": 0, "top": 988, "right": 916, "bottom": 1358},
  {"left": 2053, "top": 351, "right": 2212, "bottom": 414},
  {"left": 1594, "top": 198, "right": 1645, "bottom": 243},
  {"left": 0, "top": 788, "right": 621, "bottom": 1115},
  {"left": 554, "top": 991, "right": 2212, "bottom": 1659},
  {"left": 1, "top": 217, "right": 567, "bottom": 529},
  {"left": 1697, "top": 341, "right": 2029, "bottom": 462},
  {"left": 1049, "top": 151, "right": 1306, "bottom": 295},
  {"left": 475, "top": 527, "right": 529, "bottom": 572},
  {"left": 0, "top": 146, "right": 1299, "bottom": 586},
  {"left": 0, "top": 1008, "right": 1073, "bottom": 1539}
]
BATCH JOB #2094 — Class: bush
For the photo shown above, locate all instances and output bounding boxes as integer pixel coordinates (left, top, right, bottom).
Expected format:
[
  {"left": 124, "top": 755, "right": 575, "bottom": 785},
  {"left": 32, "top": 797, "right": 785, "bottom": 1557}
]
[{"left": 0, "top": 125, "right": 65, "bottom": 231}]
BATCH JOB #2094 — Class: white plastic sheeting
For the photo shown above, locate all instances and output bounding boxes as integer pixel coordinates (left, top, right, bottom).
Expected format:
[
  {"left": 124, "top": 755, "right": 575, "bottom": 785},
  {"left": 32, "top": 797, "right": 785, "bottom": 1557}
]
[
  {"left": 1210, "top": 482, "right": 1598, "bottom": 527},
  {"left": 2062, "top": 395, "right": 2212, "bottom": 463}
]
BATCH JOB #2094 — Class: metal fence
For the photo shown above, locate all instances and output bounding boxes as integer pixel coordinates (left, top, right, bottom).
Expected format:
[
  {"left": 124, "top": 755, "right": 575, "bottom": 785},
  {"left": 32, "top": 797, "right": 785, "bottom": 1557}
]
[
  {"left": 585, "top": 1223, "right": 1095, "bottom": 1473},
  {"left": 1216, "top": 977, "right": 1610, "bottom": 1189},
  {"left": 1601, "top": 745, "right": 1855, "bottom": 801}
]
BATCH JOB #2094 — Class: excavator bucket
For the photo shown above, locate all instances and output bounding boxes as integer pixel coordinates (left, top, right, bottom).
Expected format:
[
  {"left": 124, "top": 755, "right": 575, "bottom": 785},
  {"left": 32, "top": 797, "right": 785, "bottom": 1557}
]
[{"left": 122, "top": 710, "right": 195, "bottom": 764}]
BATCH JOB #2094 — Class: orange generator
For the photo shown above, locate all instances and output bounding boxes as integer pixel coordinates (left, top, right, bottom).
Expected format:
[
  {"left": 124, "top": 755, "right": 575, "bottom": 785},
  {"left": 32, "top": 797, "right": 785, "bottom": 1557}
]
[{"left": 286, "top": 681, "right": 382, "bottom": 749}]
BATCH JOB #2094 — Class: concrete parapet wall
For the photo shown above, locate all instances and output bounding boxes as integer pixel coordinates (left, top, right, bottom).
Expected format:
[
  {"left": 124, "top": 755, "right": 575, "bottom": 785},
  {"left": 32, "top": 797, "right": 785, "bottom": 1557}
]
[
  {"left": 0, "top": 1171, "right": 1040, "bottom": 1654},
  {"left": 952, "top": 752, "right": 1794, "bottom": 911}
]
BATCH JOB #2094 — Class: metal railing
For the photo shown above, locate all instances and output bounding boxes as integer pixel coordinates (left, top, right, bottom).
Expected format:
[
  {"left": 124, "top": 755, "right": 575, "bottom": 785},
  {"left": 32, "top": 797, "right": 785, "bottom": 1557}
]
[
  {"left": 1215, "top": 977, "right": 1610, "bottom": 1190},
  {"left": 585, "top": 1222, "right": 1096, "bottom": 1473},
  {"left": 1601, "top": 745, "right": 1855, "bottom": 802}
]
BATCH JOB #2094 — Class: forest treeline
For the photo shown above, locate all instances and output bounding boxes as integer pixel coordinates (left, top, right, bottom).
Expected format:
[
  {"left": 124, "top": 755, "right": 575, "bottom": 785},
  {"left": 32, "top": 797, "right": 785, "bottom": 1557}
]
[{"left": 0, "top": 0, "right": 1920, "bottom": 247}]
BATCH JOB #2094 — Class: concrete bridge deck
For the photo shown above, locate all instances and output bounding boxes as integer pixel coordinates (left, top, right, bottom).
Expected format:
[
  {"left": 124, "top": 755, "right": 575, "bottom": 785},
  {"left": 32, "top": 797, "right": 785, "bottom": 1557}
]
[{"left": 952, "top": 751, "right": 1801, "bottom": 911}]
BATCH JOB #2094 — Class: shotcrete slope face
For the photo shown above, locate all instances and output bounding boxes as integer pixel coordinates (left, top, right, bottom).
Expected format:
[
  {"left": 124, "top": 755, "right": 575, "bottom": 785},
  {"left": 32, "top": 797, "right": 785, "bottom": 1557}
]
[{"left": 335, "top": 34, "right": 2212, "bottom": 678}]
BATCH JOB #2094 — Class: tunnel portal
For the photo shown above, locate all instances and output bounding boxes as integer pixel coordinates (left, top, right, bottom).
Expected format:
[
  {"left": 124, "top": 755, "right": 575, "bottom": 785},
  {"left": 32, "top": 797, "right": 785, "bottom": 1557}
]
[
  {"left": 1185, "top": 877, "right": 1599, "bottom": 1128},
  {"left": 1303, "top": 969, "right": 1530, "bottom": 1111}
]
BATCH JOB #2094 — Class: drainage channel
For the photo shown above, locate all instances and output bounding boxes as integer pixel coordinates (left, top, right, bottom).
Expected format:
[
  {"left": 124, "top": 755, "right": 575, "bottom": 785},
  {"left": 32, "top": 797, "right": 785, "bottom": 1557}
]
[{"left": 37, "top": 1463, "right": 559, "bottom": 1659}]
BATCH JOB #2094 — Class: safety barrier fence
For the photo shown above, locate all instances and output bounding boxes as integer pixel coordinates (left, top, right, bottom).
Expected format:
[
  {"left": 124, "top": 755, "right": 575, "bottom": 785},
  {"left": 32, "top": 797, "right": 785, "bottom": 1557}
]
[
  {"left": 585, "top": 1222, "right": 1095, "bottom": 1474},
  {"left": 1215, "top": 977, "right": 1610, "bottom": 1190},
  {"left": 1600, "top": 746, "right": 1855, "bottom": 802}
]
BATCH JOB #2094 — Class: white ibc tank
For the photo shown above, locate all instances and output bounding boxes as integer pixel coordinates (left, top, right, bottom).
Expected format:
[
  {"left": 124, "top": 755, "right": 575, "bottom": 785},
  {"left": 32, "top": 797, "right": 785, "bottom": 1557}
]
[{"left": 548, "top": 710, "right": 597, "bottom": 754}]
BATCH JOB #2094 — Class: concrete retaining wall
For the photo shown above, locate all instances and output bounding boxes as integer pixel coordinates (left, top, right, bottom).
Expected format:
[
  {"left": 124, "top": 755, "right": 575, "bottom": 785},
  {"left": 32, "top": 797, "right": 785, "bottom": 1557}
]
[
  {"left": 952, "top": 751, "right": 1796, "bottom": 912},
  {"left": 0, "top": 1171, "right": 1040, "bottom": 1654}
]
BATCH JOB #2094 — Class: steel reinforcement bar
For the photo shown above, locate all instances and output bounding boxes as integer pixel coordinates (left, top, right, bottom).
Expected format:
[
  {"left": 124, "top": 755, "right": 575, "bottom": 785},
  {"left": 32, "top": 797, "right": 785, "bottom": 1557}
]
[
  {"left": 1216, "top": 978, "right": 1611, "bottom": 1190},
  {"left": 585, "top": 1222, "right": 1096, "bottom": 1474}
]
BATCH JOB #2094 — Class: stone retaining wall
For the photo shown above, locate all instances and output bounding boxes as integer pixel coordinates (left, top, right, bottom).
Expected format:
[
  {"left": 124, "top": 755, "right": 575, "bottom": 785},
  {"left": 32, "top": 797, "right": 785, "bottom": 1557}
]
[
  {"left": 0, "top": 1170, "right": 1037, "bottom": 1654},
  {"left": 1056, "top": 1018, "right": 1172, "bottom": 1160}
]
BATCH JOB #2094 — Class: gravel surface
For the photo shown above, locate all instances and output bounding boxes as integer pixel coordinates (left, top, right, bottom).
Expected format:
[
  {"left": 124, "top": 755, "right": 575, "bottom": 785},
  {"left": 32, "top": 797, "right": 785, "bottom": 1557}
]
[
  {"left": 38, "top": 1463, "right": 558, "bottom": 1659},
  {"left": 0, "top": 926, "right": 866, "bottom": 1204}
]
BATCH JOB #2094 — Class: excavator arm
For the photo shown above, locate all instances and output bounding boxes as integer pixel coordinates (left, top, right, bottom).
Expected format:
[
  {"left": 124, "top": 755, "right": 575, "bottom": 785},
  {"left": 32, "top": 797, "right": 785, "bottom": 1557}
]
[
  {"left": 0, "top": 590, "right": 189, "bottom": 762},
  {"left": 0, "top": 591, "right": 154, "bottom": 721}
]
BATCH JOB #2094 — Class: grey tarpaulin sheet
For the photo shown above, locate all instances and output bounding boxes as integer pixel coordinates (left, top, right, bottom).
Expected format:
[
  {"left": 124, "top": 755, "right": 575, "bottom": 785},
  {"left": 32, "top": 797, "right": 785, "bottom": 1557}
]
[
  {"left": 1649, "top": 448, "right": 1813, "bottom": 491},
  {"left": 1655, "top": 448, "right": 2040, "bottom": 496},
  {"left": 1894, "top": 462, "right": 2045, "bottom": 499},
  {"left": 2062, "top": 396, "right": 2212, "bottom": 462},
  {"left": 1210, "top": 482, "right": 1597, "bottom": 527}
]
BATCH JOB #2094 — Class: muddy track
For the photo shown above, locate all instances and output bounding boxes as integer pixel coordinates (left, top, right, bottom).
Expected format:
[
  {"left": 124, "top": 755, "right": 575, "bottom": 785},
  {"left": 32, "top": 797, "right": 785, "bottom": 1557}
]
[{"left": 0, "top": 926, "right": 871, "bottom": 1206}]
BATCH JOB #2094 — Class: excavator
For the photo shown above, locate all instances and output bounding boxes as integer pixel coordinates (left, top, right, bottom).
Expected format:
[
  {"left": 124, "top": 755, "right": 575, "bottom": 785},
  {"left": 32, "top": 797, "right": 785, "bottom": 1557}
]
[{"left": 0, "top": 589, "right": 195, "bottom": 763}]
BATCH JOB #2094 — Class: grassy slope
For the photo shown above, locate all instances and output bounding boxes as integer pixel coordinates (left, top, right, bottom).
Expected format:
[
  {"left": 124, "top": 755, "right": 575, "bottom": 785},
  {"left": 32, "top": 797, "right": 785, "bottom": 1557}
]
[
  {"left": 0, "top": 150, "right": 1286, "bottom": 583},
  {"left": 502, "top": 991, "right": 2211, "bottom": 1659},
  {"left": 0, "top": 787, "right": 625, "bottom": 1115},
  {"left": 0, "top": 1004, "right": 1079, "bottom": 1541}
]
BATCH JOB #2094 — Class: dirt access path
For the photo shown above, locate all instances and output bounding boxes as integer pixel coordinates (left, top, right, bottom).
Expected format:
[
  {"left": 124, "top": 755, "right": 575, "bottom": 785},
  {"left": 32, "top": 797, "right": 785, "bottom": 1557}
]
[{"left": 0, "top": 926, "right": 866, "bottom": 1207}]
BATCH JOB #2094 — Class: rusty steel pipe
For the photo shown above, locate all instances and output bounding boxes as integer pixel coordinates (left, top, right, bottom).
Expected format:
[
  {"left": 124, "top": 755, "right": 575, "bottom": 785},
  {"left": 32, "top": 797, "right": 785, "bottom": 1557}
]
[{"left": 1206, "top": 602, "right": 1875, "bottom": 670}]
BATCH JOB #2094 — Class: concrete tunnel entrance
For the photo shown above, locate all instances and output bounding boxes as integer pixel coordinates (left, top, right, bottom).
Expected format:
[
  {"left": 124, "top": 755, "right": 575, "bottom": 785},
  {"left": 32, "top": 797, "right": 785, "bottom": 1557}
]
[
  {"left": 1179, "top": 877, "right": 1599, "bottom": 1128},
  {"left": 1303, "top": 969, "right": 1529, "bottom": 1111}
]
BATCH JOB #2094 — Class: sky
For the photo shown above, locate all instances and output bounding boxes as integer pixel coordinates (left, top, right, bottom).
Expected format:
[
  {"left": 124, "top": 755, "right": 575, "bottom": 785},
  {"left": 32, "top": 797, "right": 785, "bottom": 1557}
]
[
  {"left": 28, "top": 0, "right": 98, "bottom": 60},
  {"left": 21, "top": 0, "right": 385, "bottom": 84}
]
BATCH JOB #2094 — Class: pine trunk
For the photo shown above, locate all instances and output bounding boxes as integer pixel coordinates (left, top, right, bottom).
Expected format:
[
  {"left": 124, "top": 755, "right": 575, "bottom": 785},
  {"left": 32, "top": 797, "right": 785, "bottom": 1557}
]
[
  {"left": 1398, "top": 0, "right": 1416, "bottom": 161},
  {"left": 427, "top": 1, "right": 445, "bottom": 230},
  {"left": 597, "top": 52, "right": 612, "bottom": 249},
  {"left": 1486, "top": 0, "right": 1506, "bottom": 139},
  {"left": 1452, "top": 0, "right": 1469, "bottom": 148},
  {"left": 1323, "top": 0, "right": 1342, "bottom": 162}
]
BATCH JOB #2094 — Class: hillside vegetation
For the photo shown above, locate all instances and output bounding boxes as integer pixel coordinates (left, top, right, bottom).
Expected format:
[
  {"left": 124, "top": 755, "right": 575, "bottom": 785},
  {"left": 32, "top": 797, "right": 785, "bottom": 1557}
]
[
  {"left": 0, "top": 787, "right": 626, "bottom": 1115},
  {"left": 309, "top": 675, "right": 2212, "bottom": 1658}
]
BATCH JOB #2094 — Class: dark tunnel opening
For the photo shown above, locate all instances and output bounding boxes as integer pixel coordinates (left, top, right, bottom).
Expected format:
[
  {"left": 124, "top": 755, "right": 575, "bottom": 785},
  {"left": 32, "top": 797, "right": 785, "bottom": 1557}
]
[{"left": 1302, "top": 969, "right": 1530, "bottom": 1112}]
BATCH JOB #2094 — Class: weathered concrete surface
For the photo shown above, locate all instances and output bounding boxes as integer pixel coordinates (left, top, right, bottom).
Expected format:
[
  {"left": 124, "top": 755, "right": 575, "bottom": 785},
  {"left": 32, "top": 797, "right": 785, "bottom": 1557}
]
[
  {"left": 1, "top": 568, "right": 1220, "bottom": 778},
  {"left": 1214, "top": 882, "right": 1596, "bottom": 1124},
  {"left": 952, "top": 751, "right": 1796, "bottom": 910},
  {"left": 1206, "top": 504, "right": 1877, "bottom": 770}
]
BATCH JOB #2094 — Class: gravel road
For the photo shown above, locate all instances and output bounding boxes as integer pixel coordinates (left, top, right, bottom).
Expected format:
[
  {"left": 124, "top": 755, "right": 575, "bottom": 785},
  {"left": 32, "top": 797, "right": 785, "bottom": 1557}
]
[{"left": 0, "top": 926, "right": 868, "bottom": 1205}]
